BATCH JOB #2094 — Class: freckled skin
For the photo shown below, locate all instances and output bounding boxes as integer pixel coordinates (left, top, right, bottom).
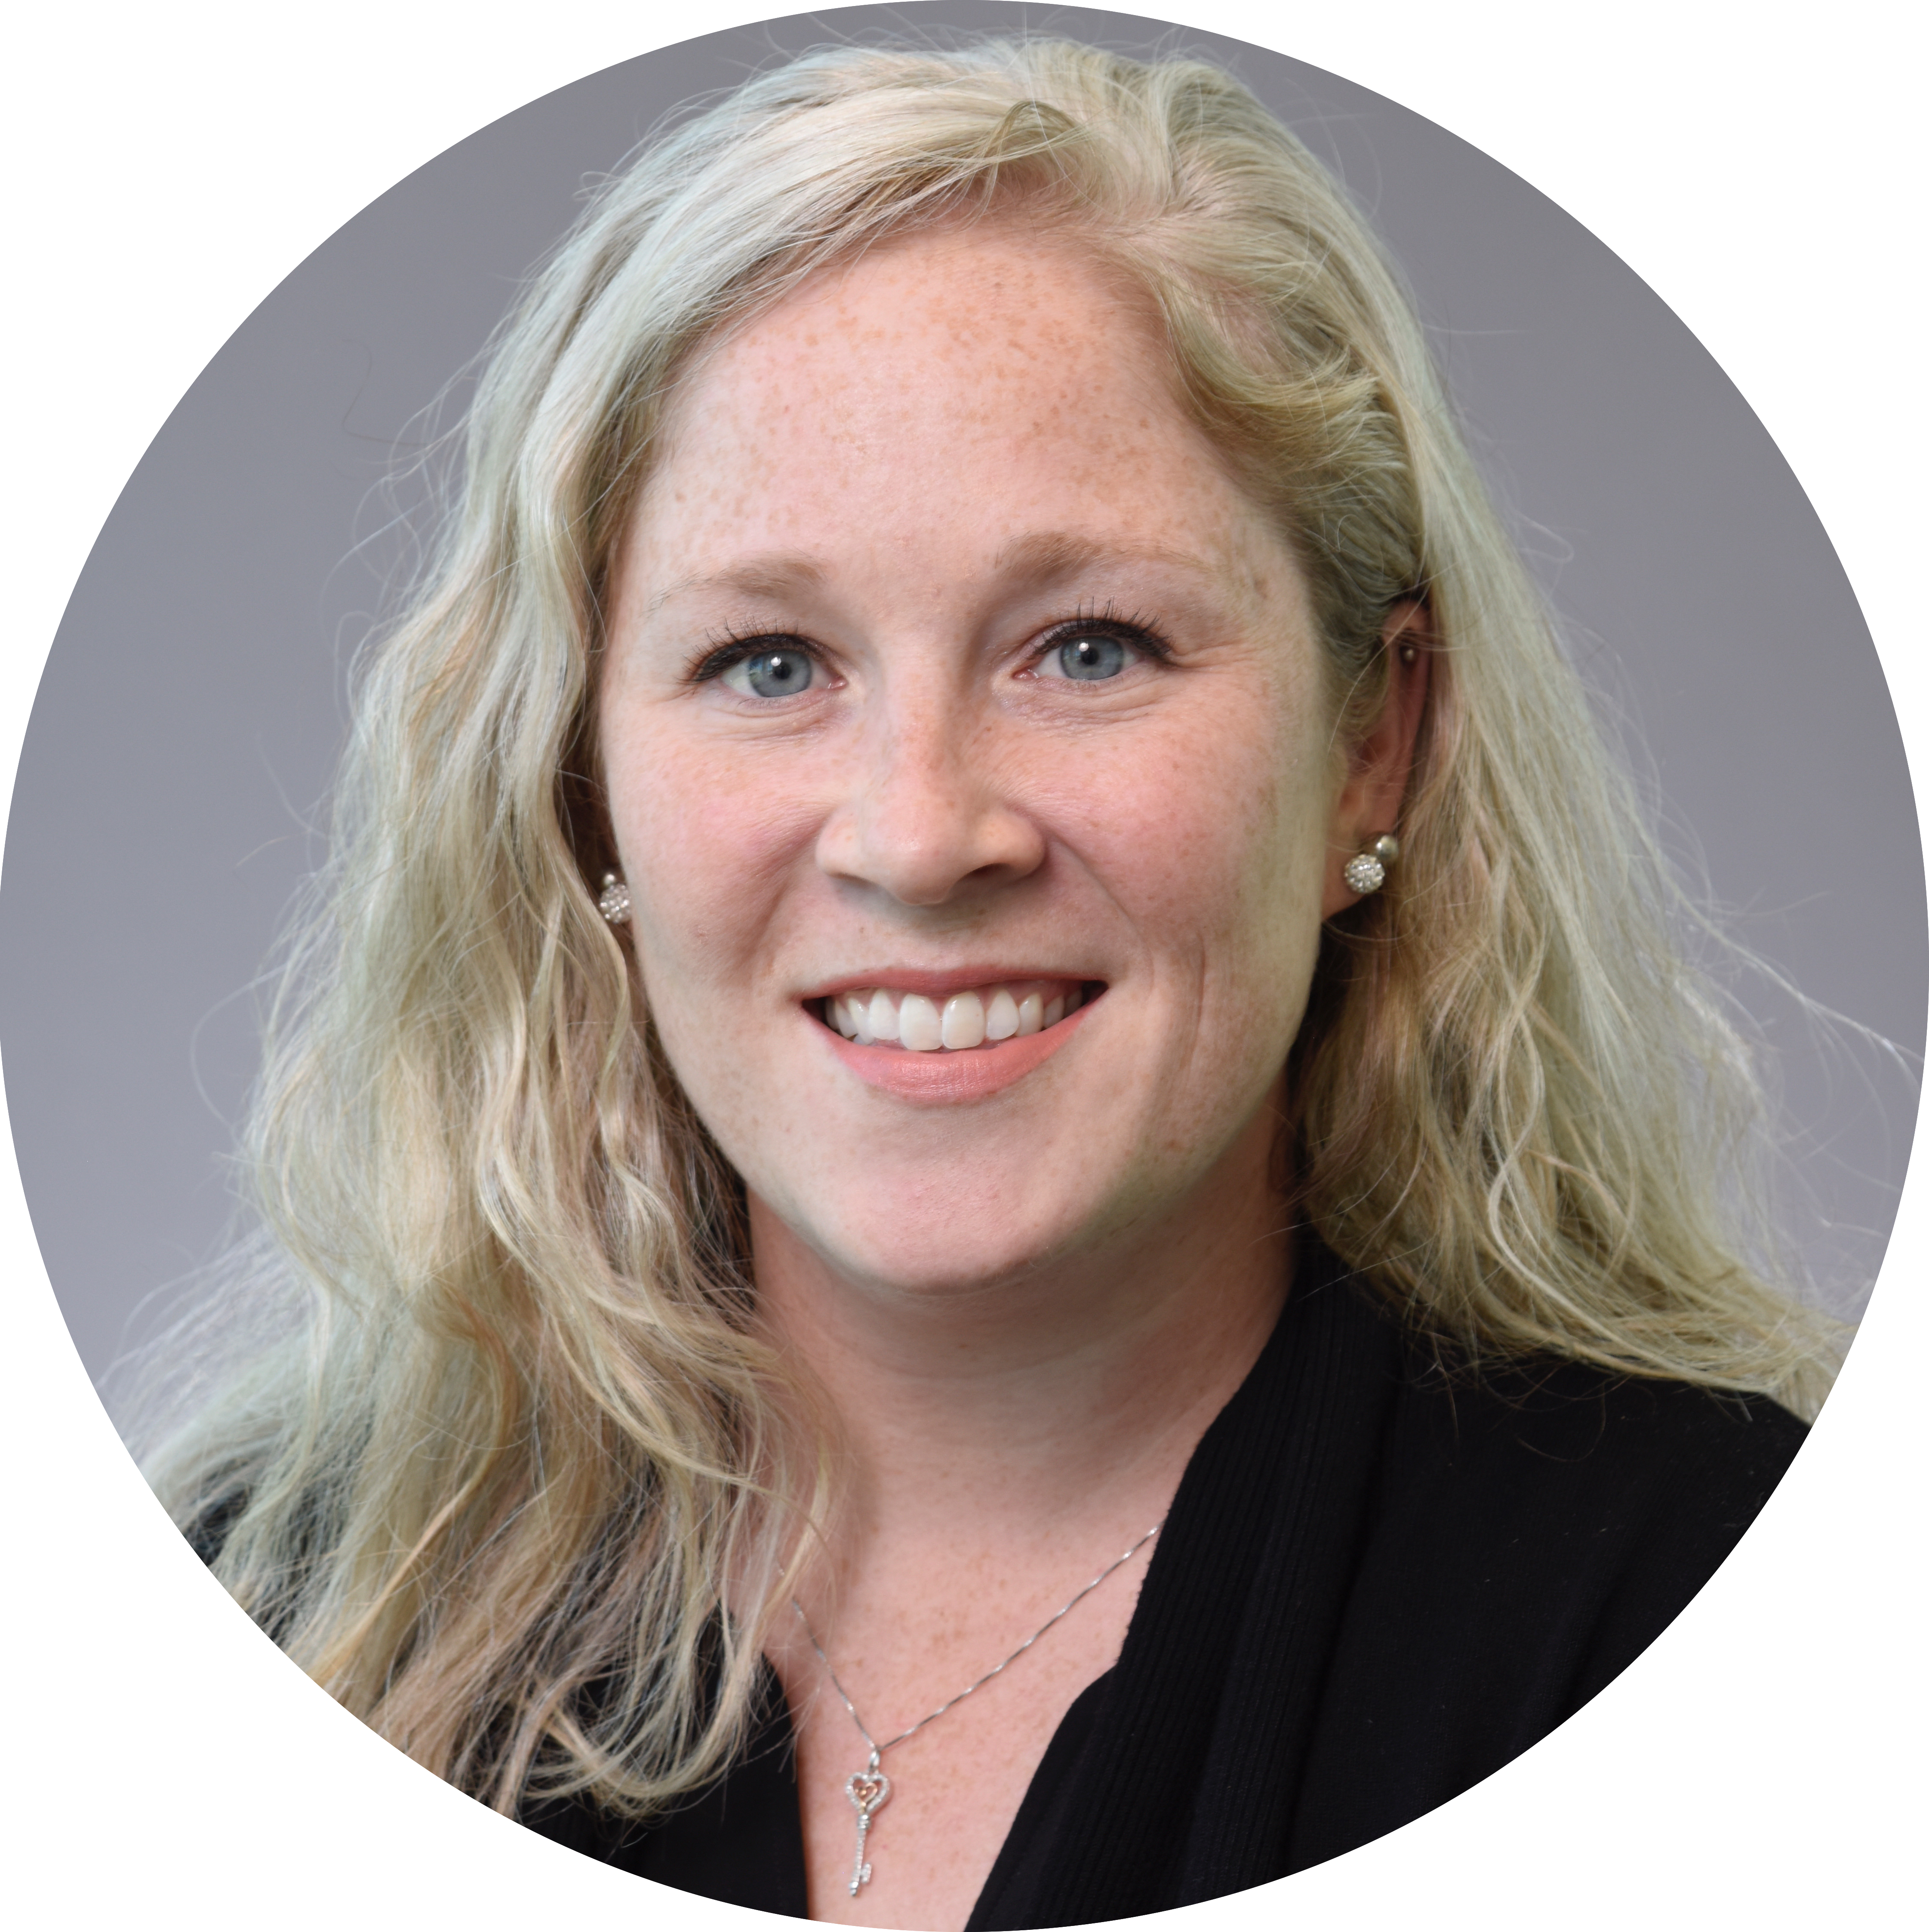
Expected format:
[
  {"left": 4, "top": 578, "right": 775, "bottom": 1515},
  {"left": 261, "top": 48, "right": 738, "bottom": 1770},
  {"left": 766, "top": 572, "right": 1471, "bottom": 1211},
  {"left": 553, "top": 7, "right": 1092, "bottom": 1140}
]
[
  {"left": 606, "top": 237, "right": 1340, "bottom": 1288},
  {"left": 600, "top": 228, "right": 1425, "bottom": 1930}
]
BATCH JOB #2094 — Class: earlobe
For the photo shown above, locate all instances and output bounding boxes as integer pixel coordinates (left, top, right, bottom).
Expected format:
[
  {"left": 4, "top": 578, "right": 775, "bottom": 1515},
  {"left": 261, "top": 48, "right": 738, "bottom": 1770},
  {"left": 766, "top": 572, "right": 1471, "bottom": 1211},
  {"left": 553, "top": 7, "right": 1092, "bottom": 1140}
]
[
  {"left": 1323, "top": 604, "right": 1432, "bottom": 915},
  {"left": 598, "top": 872, "right": 632, "bottom": 924},
  {"left": 1342, "top": 834, "right": 1400, "bottom": 896}
]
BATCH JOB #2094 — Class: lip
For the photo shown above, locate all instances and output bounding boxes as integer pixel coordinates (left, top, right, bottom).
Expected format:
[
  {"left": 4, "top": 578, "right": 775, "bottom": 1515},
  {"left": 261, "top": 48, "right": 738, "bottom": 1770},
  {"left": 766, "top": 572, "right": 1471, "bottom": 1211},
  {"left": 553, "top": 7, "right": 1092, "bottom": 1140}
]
[
  {"left": 802, "top": 966, "right": 1093, "bottom": 1002},
  {"left": 814, "top": 989, "right": 1100, "bottom": 1103}
]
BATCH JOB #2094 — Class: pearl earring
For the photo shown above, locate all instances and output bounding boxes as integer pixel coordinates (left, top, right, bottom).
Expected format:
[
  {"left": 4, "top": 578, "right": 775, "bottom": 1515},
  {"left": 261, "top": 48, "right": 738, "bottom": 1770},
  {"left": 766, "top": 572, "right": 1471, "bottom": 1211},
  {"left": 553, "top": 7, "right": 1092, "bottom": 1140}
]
[
  {"left": 1343, "top": 833, "right": 1400, "bottom": 896},
  {"left": 598, "top": 872, "right": 631, "bottom": 924}
]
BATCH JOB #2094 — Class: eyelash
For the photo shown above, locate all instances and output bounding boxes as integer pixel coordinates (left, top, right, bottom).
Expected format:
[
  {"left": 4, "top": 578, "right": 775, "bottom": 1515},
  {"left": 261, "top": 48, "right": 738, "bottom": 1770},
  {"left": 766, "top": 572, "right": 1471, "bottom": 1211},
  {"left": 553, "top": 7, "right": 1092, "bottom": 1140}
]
[
  {"left": 1031, "top": 604, "right": 1172, "bottom": 672},
  {"left": 688, "top": 624, "right": 809, "bottom": 684},
  {"left": 685, "top": 605, "right": 1174, "bottom": 684}
]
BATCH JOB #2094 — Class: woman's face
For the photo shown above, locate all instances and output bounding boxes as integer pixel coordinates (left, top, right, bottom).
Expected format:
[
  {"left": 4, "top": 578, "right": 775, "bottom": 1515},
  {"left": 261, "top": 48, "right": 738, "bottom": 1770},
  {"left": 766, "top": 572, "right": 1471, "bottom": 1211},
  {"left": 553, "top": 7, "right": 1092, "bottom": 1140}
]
[{"left": 601, "top": 227, "right": 1389, "bottom": 1295}]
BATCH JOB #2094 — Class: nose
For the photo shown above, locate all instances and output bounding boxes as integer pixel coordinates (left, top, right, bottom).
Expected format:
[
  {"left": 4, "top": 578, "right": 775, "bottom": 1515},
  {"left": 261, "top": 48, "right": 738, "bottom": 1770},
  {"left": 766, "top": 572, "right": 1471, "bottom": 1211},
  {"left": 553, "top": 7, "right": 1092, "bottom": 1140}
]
[{"left": 815, "top": 691, "right": 1046, "bottom": 907}]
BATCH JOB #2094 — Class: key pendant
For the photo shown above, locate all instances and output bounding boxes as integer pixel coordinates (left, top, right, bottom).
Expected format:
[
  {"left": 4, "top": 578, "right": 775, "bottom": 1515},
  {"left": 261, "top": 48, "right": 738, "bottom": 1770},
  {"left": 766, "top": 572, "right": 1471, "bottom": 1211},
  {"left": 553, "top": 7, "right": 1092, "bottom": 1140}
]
[{"left": 843, "top": 1756, "right": 892, "bottom": 1896}]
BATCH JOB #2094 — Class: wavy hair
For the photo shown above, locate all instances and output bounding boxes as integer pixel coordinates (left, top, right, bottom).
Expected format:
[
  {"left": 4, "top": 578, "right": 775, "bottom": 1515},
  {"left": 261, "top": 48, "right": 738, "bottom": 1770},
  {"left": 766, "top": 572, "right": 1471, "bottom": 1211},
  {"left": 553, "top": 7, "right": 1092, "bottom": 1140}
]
[{"left": 141, "top": 37, "right": 1843, "bottom": 1821}]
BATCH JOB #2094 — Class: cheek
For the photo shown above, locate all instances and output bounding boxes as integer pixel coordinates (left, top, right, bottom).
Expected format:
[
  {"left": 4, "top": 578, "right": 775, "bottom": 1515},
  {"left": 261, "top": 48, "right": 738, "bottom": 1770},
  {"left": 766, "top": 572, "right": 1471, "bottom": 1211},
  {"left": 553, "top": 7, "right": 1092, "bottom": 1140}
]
[
  {"left": 1042, "top": 703, "right": 1332, "bottom": 978},
  {"left": 602, "top": 725, "right": 809, "bottom": 990}
]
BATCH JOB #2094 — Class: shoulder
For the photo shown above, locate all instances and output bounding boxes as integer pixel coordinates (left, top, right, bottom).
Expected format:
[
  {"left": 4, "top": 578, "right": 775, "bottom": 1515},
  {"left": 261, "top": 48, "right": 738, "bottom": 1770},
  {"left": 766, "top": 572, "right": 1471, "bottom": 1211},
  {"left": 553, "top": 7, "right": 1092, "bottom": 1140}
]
[
  {"left": 1338, "top": 1309, "right": 1807, "bottom": 1717},
  {"left": 1288, "top": 1250, "right": 1810, "bottom": 1644},
  {"left": 1291, "top": 1246, "right": 1810, "bottom": 1574},
  {"left": 1374, "top": 1342, "right": 1808, "bottom": 1585},
  {"left": 1284, "top": 1302, "right": 1811, "bottom": 1867}
]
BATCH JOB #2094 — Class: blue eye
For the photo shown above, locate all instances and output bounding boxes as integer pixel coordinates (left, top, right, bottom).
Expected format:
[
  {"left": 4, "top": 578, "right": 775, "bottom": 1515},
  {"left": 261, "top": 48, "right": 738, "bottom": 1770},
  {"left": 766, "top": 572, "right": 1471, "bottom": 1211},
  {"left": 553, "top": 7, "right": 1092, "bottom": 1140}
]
[
  {"left": 1055, "top": 633, "right": 1129, "bottom": 680},
  {"left": 723, "top": 648, "right": 815, "bottom": 698}
]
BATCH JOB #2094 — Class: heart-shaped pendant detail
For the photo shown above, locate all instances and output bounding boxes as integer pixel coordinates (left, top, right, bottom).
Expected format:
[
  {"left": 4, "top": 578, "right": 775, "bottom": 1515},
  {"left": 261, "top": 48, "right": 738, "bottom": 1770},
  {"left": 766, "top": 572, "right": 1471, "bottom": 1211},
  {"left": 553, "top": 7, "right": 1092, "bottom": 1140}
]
[{"left": 846, "top": 1768, "right": 892, "bottom": 1816}]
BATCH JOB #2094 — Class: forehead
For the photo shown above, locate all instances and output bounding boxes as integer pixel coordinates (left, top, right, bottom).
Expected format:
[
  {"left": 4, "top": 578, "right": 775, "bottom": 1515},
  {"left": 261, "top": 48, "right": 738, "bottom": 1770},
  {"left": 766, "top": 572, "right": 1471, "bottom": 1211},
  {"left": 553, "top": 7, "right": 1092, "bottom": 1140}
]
[
  {"left": 628, "top": 225, "right": 1258, "bottom": 554},
  {"left": 673, "top": 223, "right": 1170, "bottom": 418}
]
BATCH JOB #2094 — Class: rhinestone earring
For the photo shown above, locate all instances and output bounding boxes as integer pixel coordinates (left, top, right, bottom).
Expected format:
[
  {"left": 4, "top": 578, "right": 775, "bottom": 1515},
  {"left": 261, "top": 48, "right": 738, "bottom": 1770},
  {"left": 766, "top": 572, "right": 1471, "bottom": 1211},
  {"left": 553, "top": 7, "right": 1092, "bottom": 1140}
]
[
  {"left": 1343, "top": 833, "right": 1400, "bottom": 896},
  {"left": 598, "top": 872, "right": 632, "bottom": 924}
]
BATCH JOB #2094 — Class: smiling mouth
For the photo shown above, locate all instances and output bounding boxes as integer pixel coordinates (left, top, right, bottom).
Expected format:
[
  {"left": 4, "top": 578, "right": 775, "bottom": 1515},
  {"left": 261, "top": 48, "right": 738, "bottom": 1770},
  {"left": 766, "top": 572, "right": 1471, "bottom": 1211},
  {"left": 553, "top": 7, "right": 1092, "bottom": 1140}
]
[{"left": 817, "top": 979, "right": 1098, "bottom": 1051}]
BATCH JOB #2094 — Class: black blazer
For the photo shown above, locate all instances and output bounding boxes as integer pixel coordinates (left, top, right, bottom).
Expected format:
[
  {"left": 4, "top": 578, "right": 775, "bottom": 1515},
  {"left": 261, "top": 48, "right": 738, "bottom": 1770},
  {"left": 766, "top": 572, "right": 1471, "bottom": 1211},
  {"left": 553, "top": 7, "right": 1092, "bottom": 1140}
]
[{"left": 523, "top": 1241, "right": 1808, "bottom": 1924}]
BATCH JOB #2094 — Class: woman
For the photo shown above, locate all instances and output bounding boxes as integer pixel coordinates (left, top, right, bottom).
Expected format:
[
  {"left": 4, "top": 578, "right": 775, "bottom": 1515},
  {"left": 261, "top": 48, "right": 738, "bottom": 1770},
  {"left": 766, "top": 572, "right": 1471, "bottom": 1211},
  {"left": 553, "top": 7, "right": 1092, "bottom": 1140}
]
[{"left": 150, "top": 38, "right": 1834, "bottom": 1929}]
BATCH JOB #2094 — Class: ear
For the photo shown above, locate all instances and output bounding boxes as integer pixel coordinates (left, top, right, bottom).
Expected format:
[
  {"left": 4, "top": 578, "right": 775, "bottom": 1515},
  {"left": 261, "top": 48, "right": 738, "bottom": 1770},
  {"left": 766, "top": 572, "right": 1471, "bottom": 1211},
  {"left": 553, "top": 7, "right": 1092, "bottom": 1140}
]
[{"left": 1321, "top": 600, "right": 1432, "bottom": 918}]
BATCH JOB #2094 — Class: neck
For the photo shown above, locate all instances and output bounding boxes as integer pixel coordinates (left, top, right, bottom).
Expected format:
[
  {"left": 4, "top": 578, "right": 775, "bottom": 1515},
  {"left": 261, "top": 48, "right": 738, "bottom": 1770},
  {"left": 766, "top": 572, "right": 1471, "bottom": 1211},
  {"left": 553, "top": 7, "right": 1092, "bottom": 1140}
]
[{"left": 749, "top": 1099, "right": 1292, "bottom": 1595}]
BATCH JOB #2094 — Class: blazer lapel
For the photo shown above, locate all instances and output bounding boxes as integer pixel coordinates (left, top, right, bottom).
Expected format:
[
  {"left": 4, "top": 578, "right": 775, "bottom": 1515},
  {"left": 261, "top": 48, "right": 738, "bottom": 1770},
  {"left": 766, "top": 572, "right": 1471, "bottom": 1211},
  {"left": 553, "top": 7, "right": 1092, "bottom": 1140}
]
[{"left": 969, "top": 1243, "right": 1400, "bottom": 1927}]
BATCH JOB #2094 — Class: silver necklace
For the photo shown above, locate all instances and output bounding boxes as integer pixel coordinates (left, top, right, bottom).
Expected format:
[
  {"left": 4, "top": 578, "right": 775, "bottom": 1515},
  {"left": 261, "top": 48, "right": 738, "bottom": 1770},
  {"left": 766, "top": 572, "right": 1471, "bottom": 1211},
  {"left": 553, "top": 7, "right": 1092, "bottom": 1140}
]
[{"left": 792, "top": 1522, "right": 1162, "bottom": 1898}]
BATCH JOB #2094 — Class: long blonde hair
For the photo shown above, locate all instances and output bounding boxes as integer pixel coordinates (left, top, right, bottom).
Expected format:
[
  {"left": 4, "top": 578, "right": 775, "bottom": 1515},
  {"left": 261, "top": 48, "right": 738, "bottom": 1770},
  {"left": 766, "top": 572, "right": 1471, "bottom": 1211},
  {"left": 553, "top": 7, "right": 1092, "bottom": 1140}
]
[{"left": 142, "top": 37, "right": 1843, "bottom": 1821}]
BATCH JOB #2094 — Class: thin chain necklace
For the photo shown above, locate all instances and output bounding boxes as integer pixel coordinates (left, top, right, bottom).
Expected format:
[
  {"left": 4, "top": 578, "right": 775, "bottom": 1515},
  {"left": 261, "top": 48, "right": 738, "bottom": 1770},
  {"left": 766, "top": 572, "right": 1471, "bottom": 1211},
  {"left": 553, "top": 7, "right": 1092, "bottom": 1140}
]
[{"left": 792, "top": 1521, "right": 1162, "bottom": 1898}]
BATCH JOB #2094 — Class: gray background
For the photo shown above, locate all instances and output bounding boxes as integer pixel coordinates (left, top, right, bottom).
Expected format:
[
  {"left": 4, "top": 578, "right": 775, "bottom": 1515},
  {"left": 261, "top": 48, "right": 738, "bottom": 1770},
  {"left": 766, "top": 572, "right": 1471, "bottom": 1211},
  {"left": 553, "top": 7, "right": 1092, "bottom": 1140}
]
[{"left": 6, "top": 3, "right": 1919, "bottom": 1386}]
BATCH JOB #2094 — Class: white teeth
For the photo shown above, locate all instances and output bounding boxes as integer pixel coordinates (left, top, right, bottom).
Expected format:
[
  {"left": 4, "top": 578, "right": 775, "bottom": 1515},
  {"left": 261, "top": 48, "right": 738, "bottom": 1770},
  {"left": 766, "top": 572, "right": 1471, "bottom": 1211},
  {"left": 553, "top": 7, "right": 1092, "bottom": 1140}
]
[
  {"left": 826, "top": 980, "right": 1091, "bottom": 1051},
  {"left": 941, "top": 991, "right": 987, "bottom": 1049},
  {"left": 898, "top": 993, "right": 942, "bottom": 1052}
]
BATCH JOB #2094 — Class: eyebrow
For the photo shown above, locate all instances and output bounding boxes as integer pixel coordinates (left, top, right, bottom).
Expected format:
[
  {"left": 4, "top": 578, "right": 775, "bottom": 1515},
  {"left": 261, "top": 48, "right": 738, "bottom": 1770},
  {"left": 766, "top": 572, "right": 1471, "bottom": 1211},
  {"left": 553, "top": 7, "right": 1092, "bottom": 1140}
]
[
  {"left": 644, "top": 554, "right": 827, "bottom": 621},
  {"left": 641, "top": 530, "right": 1211, "bottom": 622},
  {"left": 991, "top": 530, "right": 1212, "bottom": 583}
]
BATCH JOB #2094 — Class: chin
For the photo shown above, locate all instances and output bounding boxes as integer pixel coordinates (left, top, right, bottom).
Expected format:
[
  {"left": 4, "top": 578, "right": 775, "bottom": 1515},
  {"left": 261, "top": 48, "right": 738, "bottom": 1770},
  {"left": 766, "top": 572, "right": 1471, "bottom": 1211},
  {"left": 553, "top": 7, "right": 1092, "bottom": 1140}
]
[
  {"left": 756, "top": 1171, "right": 1132, "bottom": 1302},
  {"left": 822, "top": 1207, "right": 1077, "bottom": 1298}
]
